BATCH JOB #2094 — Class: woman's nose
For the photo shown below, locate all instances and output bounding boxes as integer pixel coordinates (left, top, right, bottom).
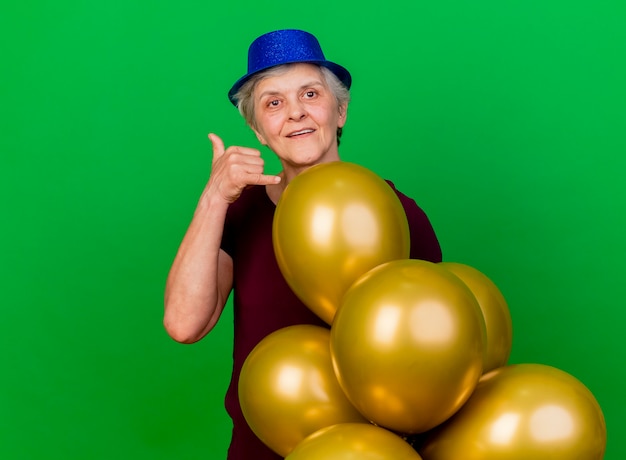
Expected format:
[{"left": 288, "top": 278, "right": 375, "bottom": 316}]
[{"left": 288, "top": 100, "right": 307, "bottom": 120}]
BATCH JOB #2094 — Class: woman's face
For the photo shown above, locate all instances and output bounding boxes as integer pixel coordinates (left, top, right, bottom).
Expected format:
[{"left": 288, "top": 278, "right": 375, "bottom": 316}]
[{"left": 252, "top": 63, "right": 347, "bottom": 171}]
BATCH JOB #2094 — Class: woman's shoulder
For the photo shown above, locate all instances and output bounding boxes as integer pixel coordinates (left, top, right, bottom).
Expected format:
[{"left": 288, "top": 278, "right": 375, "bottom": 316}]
[
  {"left": 384, "top": 180, "right": 442, "bottom": 262},
  {"left": 385, "top": 180, "right": 418, "bottom": 208}
]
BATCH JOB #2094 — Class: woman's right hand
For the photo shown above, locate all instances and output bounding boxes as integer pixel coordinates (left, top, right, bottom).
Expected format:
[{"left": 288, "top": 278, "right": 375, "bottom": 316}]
[{"left": 207, "top": 133, "right": 281, "bottom": 203}]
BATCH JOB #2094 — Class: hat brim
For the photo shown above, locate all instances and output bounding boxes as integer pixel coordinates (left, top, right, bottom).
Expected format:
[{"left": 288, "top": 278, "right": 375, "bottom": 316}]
[{"left": 227, "top": 60, "right": 351, "bottom": 106}]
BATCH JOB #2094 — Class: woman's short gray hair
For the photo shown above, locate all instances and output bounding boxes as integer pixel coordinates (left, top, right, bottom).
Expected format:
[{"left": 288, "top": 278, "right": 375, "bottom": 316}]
[{"left": 232, "top": 64, "right": 351, "bottom": 144}]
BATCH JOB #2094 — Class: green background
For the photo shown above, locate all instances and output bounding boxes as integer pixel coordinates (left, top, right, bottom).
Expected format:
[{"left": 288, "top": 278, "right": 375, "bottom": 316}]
[{"left": 2, "top": 0, "right": 624, "bottom": 458}]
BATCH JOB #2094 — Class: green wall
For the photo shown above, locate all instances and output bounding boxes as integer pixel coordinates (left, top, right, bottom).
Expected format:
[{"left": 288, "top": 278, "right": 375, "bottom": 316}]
[{"left": 2, "top": 0, "right": 624, "bottom": 458}]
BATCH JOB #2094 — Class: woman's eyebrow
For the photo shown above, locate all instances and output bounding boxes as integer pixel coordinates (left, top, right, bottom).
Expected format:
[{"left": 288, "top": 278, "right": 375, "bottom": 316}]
[
  {"left": 257, "top": 80, "right": 325, "bottom": 100},
  {"left": 298, "top": 79, "right": 324, "bottom": 89}
]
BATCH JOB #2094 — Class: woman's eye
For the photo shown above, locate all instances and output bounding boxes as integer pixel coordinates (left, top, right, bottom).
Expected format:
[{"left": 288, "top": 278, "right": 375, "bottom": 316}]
[
  {"left": 305, "top": 91, "right": 316, "bottom": 98},
  {"left": 268, "top": 99, "right": 280, "bottom": 107}
]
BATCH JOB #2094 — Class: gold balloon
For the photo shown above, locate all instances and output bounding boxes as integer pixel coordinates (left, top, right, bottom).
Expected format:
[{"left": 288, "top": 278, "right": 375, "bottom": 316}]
[
  {"left": 273, "top": 161, "right": 410, "bottom": 324},
  {"left": 238, "top": 325, "right": 368, "bottom": 457},
  {"left": 440, "top": 262, "right": 513, "bottom": 373},
  {"left": 419, "top": 364, "right": 607, "bottom": 460},
  {"left": 330, "top": 259, "right": 486, "bottom": 434},
  {"left": 286, "top": 423, "right": 424, "bottom": 460}
]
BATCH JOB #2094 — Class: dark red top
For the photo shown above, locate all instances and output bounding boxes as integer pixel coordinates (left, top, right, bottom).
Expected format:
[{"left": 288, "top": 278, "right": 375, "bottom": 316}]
[{"left": 220, "top": 182, "right": 442, "bottom": 459}]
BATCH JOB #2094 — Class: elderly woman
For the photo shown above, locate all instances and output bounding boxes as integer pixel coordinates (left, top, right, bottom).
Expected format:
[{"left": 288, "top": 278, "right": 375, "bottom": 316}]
[{"left": 164, "top": 29, "right": 442, "bottom": 459}]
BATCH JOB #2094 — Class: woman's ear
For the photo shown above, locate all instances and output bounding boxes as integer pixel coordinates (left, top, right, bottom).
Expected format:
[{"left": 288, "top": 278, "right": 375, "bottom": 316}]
[
  {"left": 253, "top": 128, "right": 268, "bottom": 146},
  {"left": 338, "top": 104, "right": 348, "bottom": 128}
]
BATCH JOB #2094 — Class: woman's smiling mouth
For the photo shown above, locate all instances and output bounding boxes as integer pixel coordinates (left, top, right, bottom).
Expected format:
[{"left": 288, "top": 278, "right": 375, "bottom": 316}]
[{"left": 287, "top": 129, "right": 315, "bottom": 138}]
